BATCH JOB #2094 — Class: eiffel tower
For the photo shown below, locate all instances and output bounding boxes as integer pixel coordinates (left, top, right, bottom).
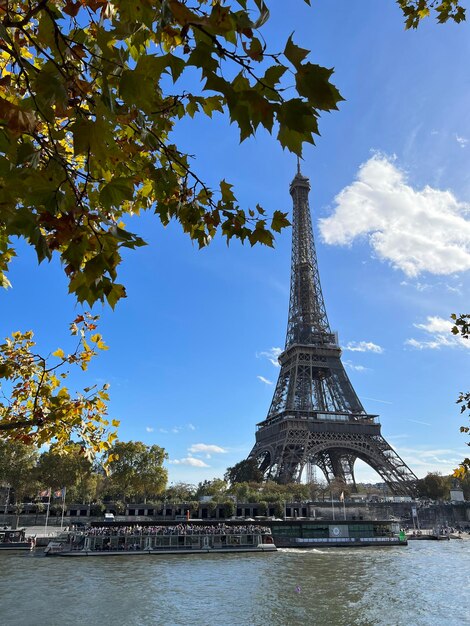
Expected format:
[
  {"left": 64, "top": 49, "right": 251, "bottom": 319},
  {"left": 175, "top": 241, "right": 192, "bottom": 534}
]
[{"left": 248, "top": 164, "right": 417, "bottom": 495}]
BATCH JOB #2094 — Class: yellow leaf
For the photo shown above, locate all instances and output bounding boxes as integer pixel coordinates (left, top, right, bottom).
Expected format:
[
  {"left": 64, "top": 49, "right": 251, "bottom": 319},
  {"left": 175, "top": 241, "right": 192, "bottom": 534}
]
[
  {"left": 111, "top": 419, "right": 120, "bottom": 427},
  {"left": 53, "top": 348, "right": 65, "bottom": 358}
]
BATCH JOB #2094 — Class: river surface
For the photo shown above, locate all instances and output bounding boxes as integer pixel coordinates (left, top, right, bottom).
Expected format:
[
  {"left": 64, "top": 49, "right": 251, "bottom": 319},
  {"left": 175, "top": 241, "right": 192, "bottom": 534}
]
[{"left": 1, "top": 540, "right": 469, "bottom": 626}]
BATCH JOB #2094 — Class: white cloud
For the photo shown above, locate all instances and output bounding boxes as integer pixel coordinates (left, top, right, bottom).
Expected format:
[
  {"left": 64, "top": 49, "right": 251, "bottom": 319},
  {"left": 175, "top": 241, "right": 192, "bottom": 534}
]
[
  {"left": 456, "top": 134, "right": 468, "bottom": 148},
  {"left": 257, "top": 375, "right": 273, "bottom": 385},
  {"left": 169, "top": 457, "right": 210, "bottom": 468},
  {"left": 405, "top": 315, "right": 470, "bottom": 350},
  {"left": 257, "top": 347, "right": 282, "bottom": 367},
  {"left": 362, "top": 396, "right": 393, "bottom": 405},
  {"left": 343, "top": 341, "right": 384, "bottom": 354},
  {"left": 188, "top": 443, "right": 227, "bottom": 454},
  {"left": 188, "top": 423, "right": 196, "bottom": 431},
  {"left": 343, "top": 360, "right": 368, "bottom": 372},
  {"left": 145, "top": 427, "right": 154, "bottom": 432},
  {"left": 407, "top": 419, "right": 432, "bottom": 427},
  {"left": 319, "top": 154, "right": 470, "bottom": 277},
  {"left": 398, "top": 446, "right": 463, "bottom": 476},
  {"left": 158, "top": 426, "right": 185, "bottom": 435},
  {"left": 400, "top": 279, "right": 463, "bottom": 294}
]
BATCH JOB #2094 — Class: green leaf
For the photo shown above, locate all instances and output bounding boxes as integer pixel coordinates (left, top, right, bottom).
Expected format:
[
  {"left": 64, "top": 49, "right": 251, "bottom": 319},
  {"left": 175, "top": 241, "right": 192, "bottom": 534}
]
[
  {"left": 32, "top": 62, "right": 68, "bottom": 109},
  {"left": 220, "top": 180, "right": 236, "bottom": 204},
  {"left": 106, "top": 283, "right": 126, "bottom": 309},
  {"left": 271, "top": 211, "right": 290, "bottom": 233},
  {"left": 295, "top": 63, "right": 343, "bottom": 111},
  {"left": 249, "top": 224, "right": 274, "bottom": 247},
  {"left": 277, "top": 126, "right": 311, "bottom": 155},
  {"left": 99, "top": 178, "right": 135, "bottom": 210},
  {"left": 166, "top": 54, "right": 186, "bottom": 82},
  {"left": 201, "top": 96, "right": 224, "bottom": 118},
  {"left": 188, "top": 42, "right": 218, "bottom": 73},
  {"left": 284, "top": 34, "right": 309, "bottom": 68},
  {"left": 252, "top": 0, "right": 270, "bottom": 28}
]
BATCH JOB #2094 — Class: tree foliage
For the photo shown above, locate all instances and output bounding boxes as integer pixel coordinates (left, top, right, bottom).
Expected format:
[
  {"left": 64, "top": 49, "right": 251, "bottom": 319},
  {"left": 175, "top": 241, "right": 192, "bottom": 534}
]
[
  {"left": 0, "top": 1, "right": 464, "bottom": 311},
  {"left": 0, "top": 0, "right": 347, "bottom": 308},
  {"left": 227, "top": 479, "right": 310, "bottom": 503},
  {"left": 398, "top": 0, "right": 465, "bottom": 29},
  {"left": 416, "top": 471, "right": 451, "bottom": 500},
  {"left": 104, "top": 440, "right": 168, "bottom": 501},
  {"left": 163, "top": 481, "right": 196, "bottom": 502},
  {"left": 0, "top": 439, "right": 38, "bottom": 505},
  {"left": 451, "top": 313, "right": 470, "bottom": 476},
  {"left": 36, "top": 442, "right": 93, "bottom": 491},
  {"left": 224, "top": 458, "right": 263, "bottom": 484},
  {"left": 195, "top": 477, "right": 228, "bottom": 499},
  {"left": 0, "top": 313, "right": 118, "bottom": 459}
]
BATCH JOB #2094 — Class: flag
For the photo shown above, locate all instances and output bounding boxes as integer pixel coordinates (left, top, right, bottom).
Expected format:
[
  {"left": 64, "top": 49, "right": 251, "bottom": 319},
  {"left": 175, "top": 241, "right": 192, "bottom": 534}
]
[
  {"left": 53, "top": 488, "right": 65, "bottom": 498},
  {"left": 38, "top": 488, "right": 51, "bottom": 498},
  {"left": 339, "top": 491, "right": 344, "bottom": 502}
]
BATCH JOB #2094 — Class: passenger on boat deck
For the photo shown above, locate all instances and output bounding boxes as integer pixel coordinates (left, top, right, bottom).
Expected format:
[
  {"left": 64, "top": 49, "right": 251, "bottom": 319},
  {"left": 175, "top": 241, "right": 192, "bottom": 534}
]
[{"left": 75, "top": 524, "right": 271, "bottom": 537}]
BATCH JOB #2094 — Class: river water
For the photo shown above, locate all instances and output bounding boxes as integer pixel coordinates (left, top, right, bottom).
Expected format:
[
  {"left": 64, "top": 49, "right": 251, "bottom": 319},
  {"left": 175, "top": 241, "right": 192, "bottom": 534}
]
[{"left": 1, "top": 541, "right": 469, "bottom": 626}]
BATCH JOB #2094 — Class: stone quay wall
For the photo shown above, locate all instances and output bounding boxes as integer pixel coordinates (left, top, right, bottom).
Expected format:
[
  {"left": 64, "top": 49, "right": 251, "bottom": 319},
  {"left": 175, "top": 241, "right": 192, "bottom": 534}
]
[{"left": 3, "top": 500, "right": 469, "bottom": 529}]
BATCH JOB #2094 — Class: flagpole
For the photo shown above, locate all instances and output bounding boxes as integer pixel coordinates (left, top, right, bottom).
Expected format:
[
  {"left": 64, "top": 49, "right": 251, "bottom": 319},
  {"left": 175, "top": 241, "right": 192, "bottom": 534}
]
[
  {"left": 60, "top": 487, "right": 67, "bottom": 530},
  {"left": 44, "top": 489, "right": 51, "bottom": 535}
]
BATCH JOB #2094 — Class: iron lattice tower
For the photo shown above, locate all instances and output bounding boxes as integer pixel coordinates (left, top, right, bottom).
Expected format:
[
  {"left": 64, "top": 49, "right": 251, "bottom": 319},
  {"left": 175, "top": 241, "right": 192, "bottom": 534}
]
[{"left": 248, "top": 166, "right": 417, "bottom": 495}]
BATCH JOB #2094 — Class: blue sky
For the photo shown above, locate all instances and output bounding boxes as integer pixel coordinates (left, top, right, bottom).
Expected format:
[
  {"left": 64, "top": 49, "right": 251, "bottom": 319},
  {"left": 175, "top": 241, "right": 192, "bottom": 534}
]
[{"left": 2, "top": 1, "right": 470, "bottom": 485}]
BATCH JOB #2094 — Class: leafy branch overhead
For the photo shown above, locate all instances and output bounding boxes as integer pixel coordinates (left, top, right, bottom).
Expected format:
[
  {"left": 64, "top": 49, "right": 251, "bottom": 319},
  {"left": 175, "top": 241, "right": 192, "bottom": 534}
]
[
  {"left": 451, "top": 313, "right": 470, "bottom": 476},
  {"left": 0, "top": 0, "right": 343, "bottom": 307},
  {"left": 398, "top": 0, "right": 465, "bottom": 29},
  {"left": 0, "top": 313, "right": 118, "bottom": 461}
]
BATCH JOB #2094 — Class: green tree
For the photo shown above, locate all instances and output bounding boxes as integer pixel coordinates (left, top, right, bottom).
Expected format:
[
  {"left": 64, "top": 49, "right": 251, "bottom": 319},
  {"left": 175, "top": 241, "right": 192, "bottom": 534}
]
[
  {"left": 0, "top": 440, "right": 38, "bottom": 525},
  {"left": 224, "top": 458, "right": 263, "bottom": 484},
  {"left": 195, "top": 478, "right": 228, "bottom": 500},
  {"left": 4, "top": 0, "right": 460, "bottom": 305},
  {"left": 416, "top": 472, "right": 451, "bottom": 500},
  {"left": 0, "top": 313, "right": 118, "bottom": 459},
  {"left": 328, "top": 477, "right": 351, "bottom": 499},
  {"left": 163, "top": 481, "right": 196, "bottom": 502},
  {"left": 220, "top": 498, "right": 236, "bottom": 518},
  {"left": 36, "top": 443, "right": 93, "bottom": 494},
  {"left": 33, "top": 500, "right": 46, "bottom": 524},
  {"left": 71, "top": 471, "right": 104, "bottom": 505},
  {"left": 397, "top": 0, "right": 465, "bottom": 28},
  {"left": 0, "top": 0, "right": 347, "bottom": 307},
  {"left": 451, "top": 314, "right": 470, "bottom": 476},
  {"left": 460, "top": 473, "right": 470, "bottom": 500},
  {"left": 227, "top": 480, "right": 255, "bottom": 502},
  {"left": 105, "top": 440, "right": 168, "bottom": 502}
]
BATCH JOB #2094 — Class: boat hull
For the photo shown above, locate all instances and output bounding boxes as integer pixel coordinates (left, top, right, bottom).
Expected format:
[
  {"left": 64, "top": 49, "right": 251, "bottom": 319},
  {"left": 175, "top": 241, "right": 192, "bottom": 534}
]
[
  {"left": 269, "top": 519, "right": 408, "bottom": 548},
  {"left": 275, "top": 537, "right": 407, "bottom": 548},
  {"left": 0, "top": 543, "right": 32, "bottom": 551},
  {"left": 46, "top": 545, "right": 277, "bottom": 557}
]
